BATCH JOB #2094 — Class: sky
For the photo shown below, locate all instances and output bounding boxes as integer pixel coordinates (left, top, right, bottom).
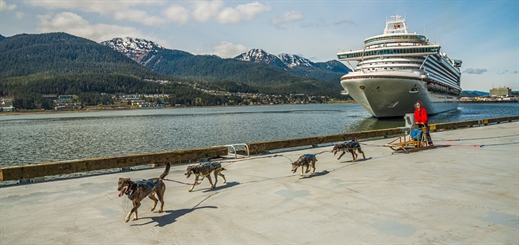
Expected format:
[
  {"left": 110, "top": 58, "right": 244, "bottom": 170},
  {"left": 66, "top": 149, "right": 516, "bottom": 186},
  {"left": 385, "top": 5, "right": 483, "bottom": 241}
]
[{"left": 0, "top": 0, "right": 518, "bottom": 91}]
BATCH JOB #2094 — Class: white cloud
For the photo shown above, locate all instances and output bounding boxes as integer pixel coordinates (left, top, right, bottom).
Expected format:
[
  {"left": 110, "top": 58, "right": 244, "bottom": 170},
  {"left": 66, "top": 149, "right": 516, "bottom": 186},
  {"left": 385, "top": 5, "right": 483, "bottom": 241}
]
[
  {"left": 217, "top": 2, "right": 270, "bottom": 24},
  {"left": 498, "top": 70, "right": 519, "bottom": 75},
  {"left": 463, "top": 68, "right": 488, "bottom": 74},
  {"left": 114, "top": 9, "right": 165, "bottom": 26},
  {"left": 25, "top": 0, "right": 269, "bottom": 28},
  {"left": 27, "top": 0, "right": 167, "bottom": 26},
  {"left": 163, "top": 4, "right": 189, "bottom": 25},
  {"left": 334, "top": 19, "right": 356, "bottom": 26},
  {"left": 37, "top": 12, "right": 143, "bottom": 42},
  {"left": 26, "top": 0, "right": 164, "bottom": 15},
  {"left": 192, "top": 0, "right": 224, "bottom": 22},
  {"left": 27, "top": 0, "right": 121, "bottom": 15},
  {"left": 269, "top": 11, "right": 303, "bottom": 27},
  {"left": 0, "top": 0, "right": 16, "bottom": 11},
  {"left": 15, "top": 11, "right": 24, "bottom": 19},
  {"left": 216, "top": 8, "right": 241, "bottom": 24},
  {"left": 212, "top": 41, "right": 248, "bottom": 58}
]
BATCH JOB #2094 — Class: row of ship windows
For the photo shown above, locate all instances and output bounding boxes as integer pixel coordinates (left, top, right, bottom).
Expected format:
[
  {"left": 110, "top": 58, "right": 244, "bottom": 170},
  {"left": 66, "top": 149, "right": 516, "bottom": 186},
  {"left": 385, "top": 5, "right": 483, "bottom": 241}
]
[
  {"left": 338, "top": 47, "right": 439, "bottom": 59},
  {"left": 355, "top": 67, "right": 460, "bottom": 89},
  {"left": 424, "top": 59, "right": 461, "bottom": 81},
  {"left": 364, "top": 35, "right": 427, "bottom": 44},
  {"left": 427, "top": 73, "right": 460, "bottom": 88},
  {"left": 358, "top": 66, "right": 418, "bottom": 71},
  {"left": 361, "top": 61, "right": 420, "bottom": 65},
  {"left": 358, "top": 59, "right": 459, "bottom": 78},
  {"left": 358, "top": 65, "right": 460, "bottom": 84},
  {"left": 424, "top": 66, "right": 460, "bottom": 86},
  {"left": 353, "top": 67, "right": 460, "bottom": 90}
]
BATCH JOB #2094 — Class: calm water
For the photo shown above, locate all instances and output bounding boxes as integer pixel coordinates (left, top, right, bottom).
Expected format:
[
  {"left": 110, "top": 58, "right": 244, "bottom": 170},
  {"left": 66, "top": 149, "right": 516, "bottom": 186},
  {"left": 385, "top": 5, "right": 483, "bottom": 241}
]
[{"left": 1, "top": 103, "right": 518, "bottom": 167}]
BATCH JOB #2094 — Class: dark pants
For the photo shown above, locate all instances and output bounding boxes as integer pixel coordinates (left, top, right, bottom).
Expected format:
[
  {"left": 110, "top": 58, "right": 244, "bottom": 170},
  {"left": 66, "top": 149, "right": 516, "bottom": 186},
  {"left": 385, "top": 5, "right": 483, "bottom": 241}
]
[{"left": 416, "top": 124, "right": 433, "bottom": 144}]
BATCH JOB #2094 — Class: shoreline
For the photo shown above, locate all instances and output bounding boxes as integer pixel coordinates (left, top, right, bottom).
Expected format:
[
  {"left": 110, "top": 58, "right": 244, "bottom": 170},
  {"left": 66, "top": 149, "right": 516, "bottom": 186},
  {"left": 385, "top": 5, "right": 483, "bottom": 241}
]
[
  {"left": 2, "top": 100, "right": 517, "bottom": 116},
  {"left": 0, "top": 100, "right": 358, "bottom": 116}
]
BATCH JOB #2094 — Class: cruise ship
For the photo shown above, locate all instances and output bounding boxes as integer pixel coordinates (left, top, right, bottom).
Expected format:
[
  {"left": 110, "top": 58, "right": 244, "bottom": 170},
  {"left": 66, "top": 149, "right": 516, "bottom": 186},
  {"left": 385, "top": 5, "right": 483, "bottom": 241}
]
[{"left": 337, "top": 15, "right": 462, "bottom": 118}]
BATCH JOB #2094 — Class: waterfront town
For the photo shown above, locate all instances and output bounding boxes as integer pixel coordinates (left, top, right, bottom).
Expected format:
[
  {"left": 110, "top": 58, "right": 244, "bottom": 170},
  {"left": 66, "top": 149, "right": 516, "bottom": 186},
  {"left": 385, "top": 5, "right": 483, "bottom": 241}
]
[{"left": 0, "top": 86, "right": 517, "bottom": 112}]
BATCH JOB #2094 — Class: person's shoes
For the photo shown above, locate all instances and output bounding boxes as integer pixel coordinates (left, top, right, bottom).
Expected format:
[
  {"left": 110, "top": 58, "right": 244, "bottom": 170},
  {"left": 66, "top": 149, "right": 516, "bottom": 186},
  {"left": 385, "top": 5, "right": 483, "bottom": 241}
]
[{"left": 429, "top": 142, "right": 434, "bottom": 146}]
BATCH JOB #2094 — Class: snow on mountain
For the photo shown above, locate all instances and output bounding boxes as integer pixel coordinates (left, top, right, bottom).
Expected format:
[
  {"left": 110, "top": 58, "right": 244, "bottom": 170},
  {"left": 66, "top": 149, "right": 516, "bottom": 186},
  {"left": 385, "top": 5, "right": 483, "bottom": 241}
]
[
  {"left": 233, "top": 48, "right": 351, "bottom": 80},
  {"left": 235, "top": 49, "right": 325, "bottom": 69},
  {"left": 277, "top": 53, "right": 315, "bottom": 68},
  {"left": 234, "top": 48, "right": 288, "bottom": 68},
  {"left": 100, "top": 37, "right": 163, "bottom": 63}
]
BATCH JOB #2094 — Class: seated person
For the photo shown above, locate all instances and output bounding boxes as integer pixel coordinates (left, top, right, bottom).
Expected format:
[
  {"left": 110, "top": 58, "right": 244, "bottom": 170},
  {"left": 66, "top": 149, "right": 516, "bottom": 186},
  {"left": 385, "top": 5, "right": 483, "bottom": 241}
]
[{"left": 410, "top": 101, "right": 433, "bottom": 146}]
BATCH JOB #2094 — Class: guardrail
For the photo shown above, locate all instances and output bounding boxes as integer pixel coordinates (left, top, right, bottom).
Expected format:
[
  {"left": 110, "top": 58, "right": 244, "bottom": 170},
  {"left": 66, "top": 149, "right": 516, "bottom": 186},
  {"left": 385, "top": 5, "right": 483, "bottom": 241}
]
[
  {"left": 247, "top": 128, "right": 403, "bottom": 155},
  {"left": 1, "top": 115, "right": 518, "bottom": 182}
]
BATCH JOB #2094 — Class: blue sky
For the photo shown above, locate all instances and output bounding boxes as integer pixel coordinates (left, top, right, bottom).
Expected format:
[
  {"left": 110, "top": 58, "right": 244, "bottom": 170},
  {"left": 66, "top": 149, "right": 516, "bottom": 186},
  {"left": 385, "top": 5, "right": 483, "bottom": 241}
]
[{"left": 1, "top": 0, "right": 517, "bottom": 91}]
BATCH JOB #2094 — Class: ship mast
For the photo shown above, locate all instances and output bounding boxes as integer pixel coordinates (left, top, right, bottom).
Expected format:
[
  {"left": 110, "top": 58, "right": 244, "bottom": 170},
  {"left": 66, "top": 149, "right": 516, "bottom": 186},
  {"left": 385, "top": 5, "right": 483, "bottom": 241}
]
[{"left": 384, "top": 15, "right": 408, "bottom": 34}]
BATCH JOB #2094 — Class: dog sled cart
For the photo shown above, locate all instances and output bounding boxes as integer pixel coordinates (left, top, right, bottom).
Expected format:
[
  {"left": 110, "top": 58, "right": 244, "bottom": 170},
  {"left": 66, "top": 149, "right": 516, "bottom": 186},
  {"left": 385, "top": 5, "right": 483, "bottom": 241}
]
[{"left": 385, "top": 124, "right": 435, "bottom": 153}]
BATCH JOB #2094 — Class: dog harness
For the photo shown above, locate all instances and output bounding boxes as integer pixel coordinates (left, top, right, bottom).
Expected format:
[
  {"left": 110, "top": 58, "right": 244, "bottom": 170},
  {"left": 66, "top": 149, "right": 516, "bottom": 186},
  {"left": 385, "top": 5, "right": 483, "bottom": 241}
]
[
  {"left": 296, "top": 154, "right": 315, "bottom": 165},
  {"left": 193, "top": 161, "right": 222, "bottom": 179},
  {"left": 127, "top": 179, "right": 159, "bottom": 199},
  {"left": 201, "top": 161, "right": 221, "bottom": 170},
  {"left": 302, "top": 154, "right": 315, "bottom": 159},
  {"left": 342, "top": 141, "right": 360, "bottom": 149}
]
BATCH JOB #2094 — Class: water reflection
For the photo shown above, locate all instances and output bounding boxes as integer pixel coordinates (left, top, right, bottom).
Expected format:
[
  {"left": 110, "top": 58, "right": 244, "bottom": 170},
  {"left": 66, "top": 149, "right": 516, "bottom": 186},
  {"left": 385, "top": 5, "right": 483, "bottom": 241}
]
[{"left": 345, "top": 117, "right": 405, "bottom": 132}]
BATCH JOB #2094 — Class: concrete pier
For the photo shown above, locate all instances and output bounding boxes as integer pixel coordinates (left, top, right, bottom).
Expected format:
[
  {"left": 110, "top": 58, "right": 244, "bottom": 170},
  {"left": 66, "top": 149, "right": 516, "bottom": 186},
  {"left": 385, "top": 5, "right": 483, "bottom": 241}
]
[{"left": 1, "top": 122, "right": 518, "bottom": 244}]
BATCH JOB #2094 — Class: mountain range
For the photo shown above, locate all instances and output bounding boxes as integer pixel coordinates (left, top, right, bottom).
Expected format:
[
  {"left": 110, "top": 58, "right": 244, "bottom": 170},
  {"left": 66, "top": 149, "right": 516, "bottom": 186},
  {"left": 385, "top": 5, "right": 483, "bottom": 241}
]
[
  {"left": 100, "top": 37, "right": 350, "bottom": 94},
  {"left": 0, "top": 32, "right": 352, "bottom": 109}
]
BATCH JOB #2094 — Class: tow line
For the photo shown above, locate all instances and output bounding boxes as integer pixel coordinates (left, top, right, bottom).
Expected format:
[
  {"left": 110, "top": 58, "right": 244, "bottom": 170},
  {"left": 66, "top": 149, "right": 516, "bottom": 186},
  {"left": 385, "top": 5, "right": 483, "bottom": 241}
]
[{"left": 163, "top": 150, "right": 333, "bottom": 185}]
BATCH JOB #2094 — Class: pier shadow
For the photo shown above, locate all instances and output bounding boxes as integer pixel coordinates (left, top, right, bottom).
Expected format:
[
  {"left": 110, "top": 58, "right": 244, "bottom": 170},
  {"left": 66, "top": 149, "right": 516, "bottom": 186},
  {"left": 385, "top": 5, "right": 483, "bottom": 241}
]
[
  {"left": 339, "top": 157, "right": 372, "bottom": 164},
  {"left": 134, "top": 192, "right": 220, "bottom": 227},
  {"left": 134, "top": 206, "right": 218, "bottom": 227},
  {"left": 187, "top": 181, "right": 240, "bottom": 193},
  {"left": 301, "top": 170, "right": 329, "bottom": 179},
  {"left": 202, "top": 181, "right": 240, "bottom": 192}
]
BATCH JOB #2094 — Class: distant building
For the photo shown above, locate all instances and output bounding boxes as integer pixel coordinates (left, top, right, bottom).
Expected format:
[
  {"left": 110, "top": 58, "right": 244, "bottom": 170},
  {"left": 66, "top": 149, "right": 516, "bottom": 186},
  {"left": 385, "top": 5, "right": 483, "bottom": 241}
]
[
  {"left": 58, "top": 95, "right": 73, "bottom": 99},
  {"left": 490, "top": 87, "right": 512, "bottom": 97},
  {"left": 0, "top": 106, "right": 15, "bottom": 112}
]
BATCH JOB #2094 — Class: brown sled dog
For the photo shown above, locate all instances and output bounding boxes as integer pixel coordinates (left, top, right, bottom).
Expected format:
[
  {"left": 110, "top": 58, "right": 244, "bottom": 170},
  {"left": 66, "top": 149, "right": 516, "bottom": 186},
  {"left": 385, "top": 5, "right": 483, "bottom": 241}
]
[
  {"left": 331, "top": 138, "right": 366, "bottom": 162},
  {"left": 117, "top": 162, "right": 171, "bottom": 222},
  {"left": 184, "top": 161, "right": 226, "bottom": 192},
  {"left": 291, "top": 154, "right": 318, "bottom": 176}
]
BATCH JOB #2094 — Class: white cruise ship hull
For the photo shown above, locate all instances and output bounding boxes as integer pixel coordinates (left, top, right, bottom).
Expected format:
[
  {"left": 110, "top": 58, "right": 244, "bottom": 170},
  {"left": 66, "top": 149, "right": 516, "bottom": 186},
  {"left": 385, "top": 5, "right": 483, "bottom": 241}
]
[{"left": 341, "top": 75, "right": 459, "bottom": 118}]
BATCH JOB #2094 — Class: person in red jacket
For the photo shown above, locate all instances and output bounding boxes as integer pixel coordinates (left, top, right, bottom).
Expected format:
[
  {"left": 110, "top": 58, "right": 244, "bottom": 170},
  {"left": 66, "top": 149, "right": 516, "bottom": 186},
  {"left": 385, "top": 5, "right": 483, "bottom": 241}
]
[{"left": 412, "top": 101, "right": 433, "bottom": 146}]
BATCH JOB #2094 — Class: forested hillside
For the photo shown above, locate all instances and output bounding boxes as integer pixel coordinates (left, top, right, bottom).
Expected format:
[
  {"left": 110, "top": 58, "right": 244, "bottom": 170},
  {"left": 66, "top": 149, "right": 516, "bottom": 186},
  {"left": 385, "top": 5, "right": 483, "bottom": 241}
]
[
  {"left": 0, "top": 32, "right": 350, "bottom": 110},
  {"left": 0, "top": 33, "right": 160, "bottom": 78},
  {"left": 0, "top": 33, "right": 229, "bottom": 109}
]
